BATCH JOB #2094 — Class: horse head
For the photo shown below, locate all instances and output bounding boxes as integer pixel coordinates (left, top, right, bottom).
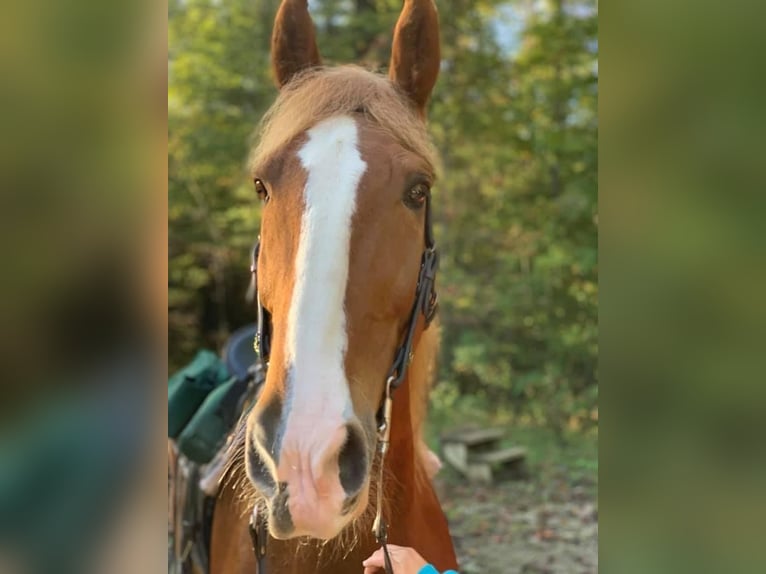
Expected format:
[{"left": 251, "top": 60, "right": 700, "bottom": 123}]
[{"left": 244, "top": 0, "right": 441, "bottom": 541}]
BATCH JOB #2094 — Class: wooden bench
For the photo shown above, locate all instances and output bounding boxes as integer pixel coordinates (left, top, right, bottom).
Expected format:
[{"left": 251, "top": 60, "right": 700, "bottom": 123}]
[{"left": 441, "top": 427, "right": 527, "bottom": 484}]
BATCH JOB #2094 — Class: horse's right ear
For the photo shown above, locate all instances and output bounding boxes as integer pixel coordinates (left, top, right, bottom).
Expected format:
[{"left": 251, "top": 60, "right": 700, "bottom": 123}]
[
  {"left": 271, "top": 0, "right": 321, "bottom": 89},
  {"left": 389, "top": 0, "right": 441, "bottom": 118}
]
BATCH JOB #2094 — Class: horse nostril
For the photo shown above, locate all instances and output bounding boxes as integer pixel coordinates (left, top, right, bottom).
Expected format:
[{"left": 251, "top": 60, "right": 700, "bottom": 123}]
[
  {"left": 270, "top": 484, "right": 293, "bottom": 535},
  {"left": 341, "top": 492, "right": 360, "bottom": 515},
  {"left": 246, "top": 441, "right": 277, "bottom": 498},
  {"left": 253, "top": 396, "right": 283, "bottom": 455},
  {"left": 338, "top": 423, "right": 368, "bottom": 497},
  {"left": 245, "top": 394, "right": 283, "bottom": 497}
]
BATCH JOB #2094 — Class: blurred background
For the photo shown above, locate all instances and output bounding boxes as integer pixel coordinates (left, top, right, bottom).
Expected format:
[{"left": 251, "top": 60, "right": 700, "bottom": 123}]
[
  {"left": 1, "top": 1, "right": 164, "bottom": 572},
  {"left": 169, "top": 1, "right": 597, "bottom": 572}
]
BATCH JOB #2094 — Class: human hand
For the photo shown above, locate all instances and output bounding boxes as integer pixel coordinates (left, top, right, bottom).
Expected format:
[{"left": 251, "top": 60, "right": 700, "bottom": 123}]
[{"left": 362, "top": 545, "right": 428, "bottom": 574}]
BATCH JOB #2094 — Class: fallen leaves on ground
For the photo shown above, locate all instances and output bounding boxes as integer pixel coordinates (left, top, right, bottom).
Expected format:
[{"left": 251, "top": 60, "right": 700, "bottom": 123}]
[{"left": 436, "top": 469, "right": 598, "bottom": 574}]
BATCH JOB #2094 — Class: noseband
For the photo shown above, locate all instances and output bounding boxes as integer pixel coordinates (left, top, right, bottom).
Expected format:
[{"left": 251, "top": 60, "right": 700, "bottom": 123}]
[{"left": 248, "top": 193, "right": 439, "bottom": 574}]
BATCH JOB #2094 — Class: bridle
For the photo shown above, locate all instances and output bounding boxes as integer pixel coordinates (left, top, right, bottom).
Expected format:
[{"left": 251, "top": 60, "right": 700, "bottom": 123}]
[{"left": 248, "top": 193, "right": 438, "bottom": 574}]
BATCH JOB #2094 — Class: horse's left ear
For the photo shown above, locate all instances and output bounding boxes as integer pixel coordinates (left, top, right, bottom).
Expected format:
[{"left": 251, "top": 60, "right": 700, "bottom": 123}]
[
  {"left": 388, "top": 0, "right": 441, "bottom": 118},
  {"left": 271, "top": 0, "right": 321, "bottom": 89}
]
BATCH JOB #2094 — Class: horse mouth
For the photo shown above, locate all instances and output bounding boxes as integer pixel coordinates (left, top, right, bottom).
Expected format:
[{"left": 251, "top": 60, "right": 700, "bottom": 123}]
[
  {"left": 244, "top": 406, "right": 380, "bottom": 540},
  {"left": 257, "top": 480, "right": 370, "bottom": 540}
]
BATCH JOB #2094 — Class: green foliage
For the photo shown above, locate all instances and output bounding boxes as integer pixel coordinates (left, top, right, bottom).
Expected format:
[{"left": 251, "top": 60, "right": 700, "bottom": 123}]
[{"left": 169, "top": 0, "right": 598, "bottom": 435}]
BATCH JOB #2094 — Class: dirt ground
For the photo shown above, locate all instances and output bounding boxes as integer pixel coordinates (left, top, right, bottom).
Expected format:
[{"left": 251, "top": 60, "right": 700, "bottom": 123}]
[{"left": 435, "top": 470, "right": 598, "bottom": 574}]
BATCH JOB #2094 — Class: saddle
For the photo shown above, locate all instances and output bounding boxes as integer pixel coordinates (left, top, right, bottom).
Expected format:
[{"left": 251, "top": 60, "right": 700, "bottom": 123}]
[{"left": 168, "top": 324, "right": 264, "bottom": 574}]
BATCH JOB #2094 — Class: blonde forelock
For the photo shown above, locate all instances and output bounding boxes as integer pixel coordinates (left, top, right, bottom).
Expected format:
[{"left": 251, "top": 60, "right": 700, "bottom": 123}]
[{"left": 249, "top": 66, "right": 438, "bottom": 176}]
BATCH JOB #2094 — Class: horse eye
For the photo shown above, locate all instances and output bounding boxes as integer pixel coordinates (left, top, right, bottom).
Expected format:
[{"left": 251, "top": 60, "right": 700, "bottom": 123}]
[
  {"left": 254, "top": 178, "right": 269, "bottom": 202},
  {"left": 404, "top": 183, "right": 429, "bottom": 209}
]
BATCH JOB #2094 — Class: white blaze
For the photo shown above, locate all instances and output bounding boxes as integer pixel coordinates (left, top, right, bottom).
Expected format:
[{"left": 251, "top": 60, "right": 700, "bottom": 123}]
[{"left": 286, "top": 115, "right": 366, "bottom": 420}]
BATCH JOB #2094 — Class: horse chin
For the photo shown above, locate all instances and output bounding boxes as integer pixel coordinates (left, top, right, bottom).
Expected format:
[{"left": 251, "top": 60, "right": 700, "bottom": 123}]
[
  {"left": 266, "top": 508, "right": 349, "bottom": 541},
  {"left": 263, "top": 481, "right": 370, "bottom": 541}
]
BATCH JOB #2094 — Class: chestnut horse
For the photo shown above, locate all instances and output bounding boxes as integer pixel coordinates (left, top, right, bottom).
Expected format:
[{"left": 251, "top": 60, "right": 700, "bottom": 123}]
[{"left": 211, "top": 1, "right": 457, "bottom": 572}]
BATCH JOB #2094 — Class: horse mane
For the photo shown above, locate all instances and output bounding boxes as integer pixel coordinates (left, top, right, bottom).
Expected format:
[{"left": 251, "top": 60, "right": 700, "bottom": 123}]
[{"left": 248, "top": 65, "right": 439, "bottom": 177}]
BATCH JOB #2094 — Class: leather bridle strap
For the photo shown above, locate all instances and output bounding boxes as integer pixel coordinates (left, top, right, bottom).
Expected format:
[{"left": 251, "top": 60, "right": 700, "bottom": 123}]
[
  {"left": 248, "top": 508, "right": 268, "bottom": 574},
  {"left": 385, "top": 245, "right": 438, "bottom": 390},
  {"left": 251, "top": 242, "right": 271, "bottom": 363}
]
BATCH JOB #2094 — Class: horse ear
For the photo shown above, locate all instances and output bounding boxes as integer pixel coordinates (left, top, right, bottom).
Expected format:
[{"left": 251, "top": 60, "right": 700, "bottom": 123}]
[
  {"left": 271, "top": 0, "right": 321, "bottom": 89},
  {"left": 388, "top": 0, "right": 441, "bottom": 118}
]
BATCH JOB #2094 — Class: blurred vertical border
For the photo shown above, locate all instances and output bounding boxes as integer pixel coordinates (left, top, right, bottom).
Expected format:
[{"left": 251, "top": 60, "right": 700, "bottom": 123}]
[
  {"left": 602, "top": 0, "right": 766, "bottom": 572},
  {"left": 0, "top": 0, "right": 166, "bottom": 572}
]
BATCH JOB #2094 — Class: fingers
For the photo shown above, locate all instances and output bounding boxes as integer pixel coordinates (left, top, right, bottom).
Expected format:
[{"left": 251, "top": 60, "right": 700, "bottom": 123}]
[
  {"left": 363, "top": 545, "right": 428, "bottom": 572},
  {"left": 362, "top": 548, "right": 384, "bottom": 568}
]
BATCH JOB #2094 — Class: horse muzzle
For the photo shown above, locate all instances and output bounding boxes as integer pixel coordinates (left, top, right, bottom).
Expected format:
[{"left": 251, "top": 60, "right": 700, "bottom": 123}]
[{"left": 245, "top": 395, "right": 372, "bottom": 539}]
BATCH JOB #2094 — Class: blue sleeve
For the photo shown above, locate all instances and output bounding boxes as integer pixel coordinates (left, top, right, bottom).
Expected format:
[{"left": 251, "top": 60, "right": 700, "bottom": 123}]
[{"left": 418, "top": 565, "right": 459, "bottom": 574}]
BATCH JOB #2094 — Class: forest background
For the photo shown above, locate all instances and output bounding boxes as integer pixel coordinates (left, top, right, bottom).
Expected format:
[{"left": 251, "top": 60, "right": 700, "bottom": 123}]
[{"left": 169, "top": 0, "right": 597, "bottom": 447}]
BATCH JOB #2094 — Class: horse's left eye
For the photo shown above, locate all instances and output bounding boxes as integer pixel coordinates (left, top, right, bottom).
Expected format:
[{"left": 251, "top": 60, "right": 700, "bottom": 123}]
[
  {"left": 404, "top": 183, "right": 429, "bottom": 209},
  {"left": 254, "top": 178, "right": 270, "bottom": 203}
]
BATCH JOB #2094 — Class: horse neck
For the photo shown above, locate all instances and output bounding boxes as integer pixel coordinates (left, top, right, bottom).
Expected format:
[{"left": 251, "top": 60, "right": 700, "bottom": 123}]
[{"left": 385, "top": 372, "right": 420, "bottom": 491}]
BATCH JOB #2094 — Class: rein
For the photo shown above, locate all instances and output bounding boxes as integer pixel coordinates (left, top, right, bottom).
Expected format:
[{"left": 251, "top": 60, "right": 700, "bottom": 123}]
[{"left": 248, "top": 193, "right": 438, "bottom": 574}]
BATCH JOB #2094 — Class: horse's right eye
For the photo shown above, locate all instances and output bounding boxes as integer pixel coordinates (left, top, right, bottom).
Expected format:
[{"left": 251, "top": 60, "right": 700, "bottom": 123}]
[
  {"left": 254, "top": 178, "right": 270, "bottom": 202},
  {"left": 403, "top": 182, "right": 429, "bottom": 210}
]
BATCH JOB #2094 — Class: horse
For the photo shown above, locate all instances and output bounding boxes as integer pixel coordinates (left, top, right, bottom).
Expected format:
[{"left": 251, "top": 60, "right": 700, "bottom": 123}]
[{"left": 210, "top": 1, "right": 458, "bottom": 572}]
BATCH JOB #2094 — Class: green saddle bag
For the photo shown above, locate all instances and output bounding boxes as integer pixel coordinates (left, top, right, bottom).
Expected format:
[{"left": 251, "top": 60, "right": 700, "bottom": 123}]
[
  {"left": 177, "top": 374, "right": 242, "bottom": 464},
  {"left": 169, "top": 349, "right": 253, "bottom": 464},
  {"left": 168, "top": 350, "right": 229, "bottom": 439}
]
